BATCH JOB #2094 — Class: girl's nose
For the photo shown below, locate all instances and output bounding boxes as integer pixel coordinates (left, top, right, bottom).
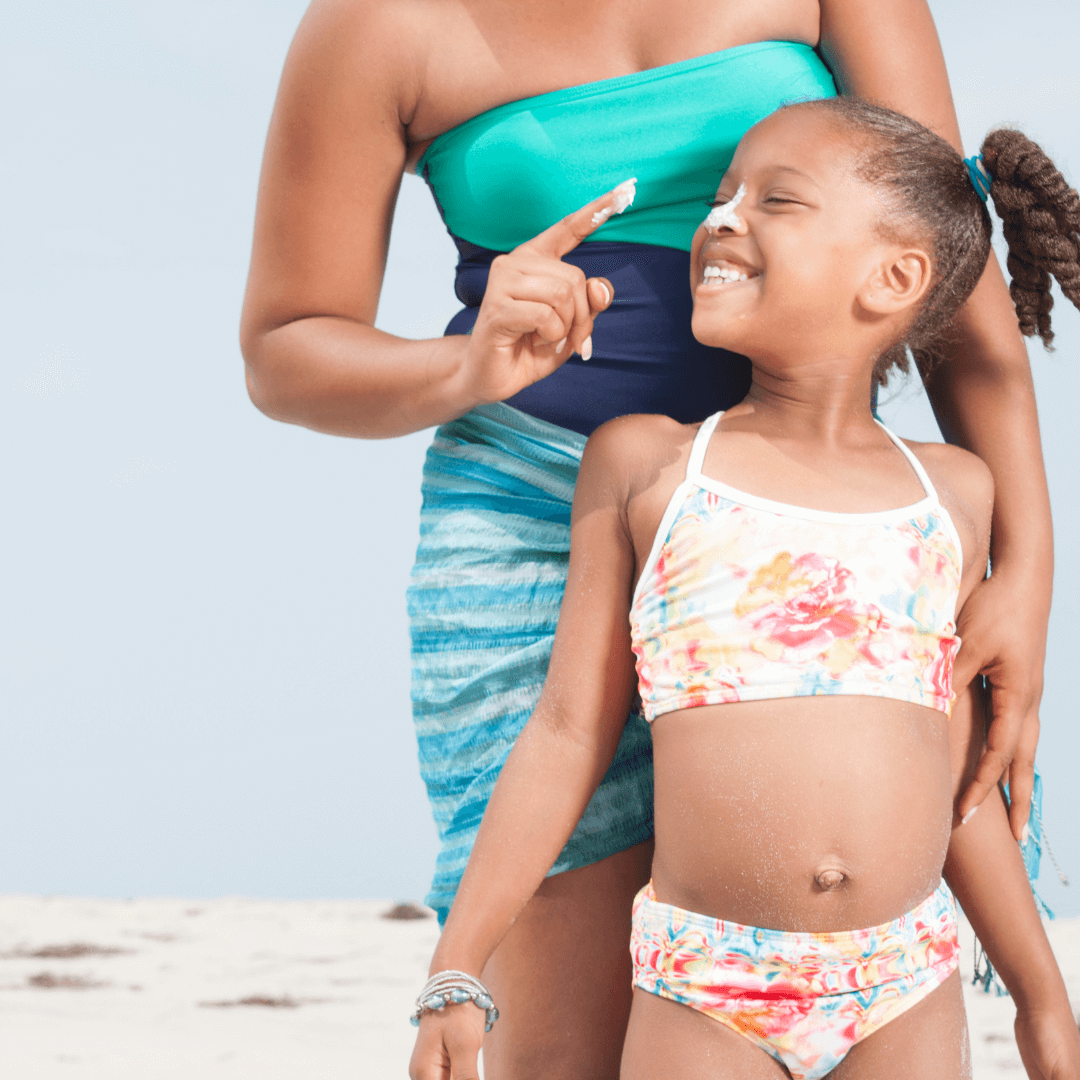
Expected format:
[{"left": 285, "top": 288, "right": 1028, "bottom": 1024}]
[{"left": 703, "top": 182, "right": 748, "bottom": 235}]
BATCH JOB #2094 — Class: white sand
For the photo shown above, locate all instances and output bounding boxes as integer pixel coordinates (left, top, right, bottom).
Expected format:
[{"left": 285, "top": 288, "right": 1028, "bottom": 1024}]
[{"left": 1, "top": 895, "right": 1075, "bottom": 1078}]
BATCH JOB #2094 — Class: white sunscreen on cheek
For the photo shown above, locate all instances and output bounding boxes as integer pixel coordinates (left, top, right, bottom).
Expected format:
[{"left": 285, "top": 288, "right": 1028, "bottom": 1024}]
[
  {"left": 592, "top": 177, "right": 638, "bottom": 225},
  {"left": 704, "top": 182, "right": 746, "bottom": 232}
]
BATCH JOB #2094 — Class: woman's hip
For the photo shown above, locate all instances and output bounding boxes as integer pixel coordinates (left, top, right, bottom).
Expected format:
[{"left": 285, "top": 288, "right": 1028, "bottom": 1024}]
[{"left": 407, "top": 403, "right": 654, "bottom": 919}]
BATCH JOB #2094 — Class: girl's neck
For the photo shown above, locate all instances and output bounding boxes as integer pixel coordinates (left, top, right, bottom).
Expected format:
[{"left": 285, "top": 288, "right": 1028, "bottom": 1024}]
[{"left": 734, "top": 364, "right": 882, "bottom": 445}]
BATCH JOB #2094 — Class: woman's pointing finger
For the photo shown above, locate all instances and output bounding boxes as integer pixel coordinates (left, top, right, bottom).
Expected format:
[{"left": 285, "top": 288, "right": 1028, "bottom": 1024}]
[{"left": 518, "top": 178, "right": 637, "bottom": 260}]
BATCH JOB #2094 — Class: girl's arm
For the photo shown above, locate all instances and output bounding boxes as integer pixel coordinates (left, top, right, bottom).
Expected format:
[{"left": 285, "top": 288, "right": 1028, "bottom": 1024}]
[
  {"left": 409, "top": 421, "right": 643, "bottom": 1080},
  {"left": 944, "top": 685, "right": 1080, "bottom": 1080},
  {"left": 819, "top": 0, "right": 1050, "bottom": 838}
]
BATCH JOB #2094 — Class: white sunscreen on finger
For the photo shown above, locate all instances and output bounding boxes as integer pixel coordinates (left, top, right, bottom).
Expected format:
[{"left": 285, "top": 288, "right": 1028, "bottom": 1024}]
[
  {"left": 592, "top": 177, "right": 637, "bottom": 225},
  {"left": 704, "top": 182, "right": 746, "bottom": 232}
]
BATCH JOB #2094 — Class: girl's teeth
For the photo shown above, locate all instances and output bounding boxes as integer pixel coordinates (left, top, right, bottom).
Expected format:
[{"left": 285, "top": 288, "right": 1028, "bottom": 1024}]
[{"left": 701, "top": 264, "right": 754, "bottom": 285}]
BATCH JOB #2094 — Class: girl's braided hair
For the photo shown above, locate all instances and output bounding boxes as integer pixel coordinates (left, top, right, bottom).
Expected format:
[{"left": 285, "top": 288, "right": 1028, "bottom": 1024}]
[{"left": 786, "top": 98, "right": 1080, "bottom": 385}]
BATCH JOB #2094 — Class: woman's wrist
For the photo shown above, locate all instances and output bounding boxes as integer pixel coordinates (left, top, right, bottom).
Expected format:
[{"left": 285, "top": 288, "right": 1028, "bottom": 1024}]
[
  {"left": 1008, "top": 974, "right": 1073, "bottom": 1017},
  {"left": 444, "top": 332, "right": 498, "bottom": 412}
]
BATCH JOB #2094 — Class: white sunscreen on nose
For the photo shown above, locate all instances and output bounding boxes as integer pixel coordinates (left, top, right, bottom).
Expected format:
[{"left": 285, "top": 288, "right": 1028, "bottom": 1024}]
[
  {"left": 704, "top": 182, "right": 746, "bottom": 232},
  {"left": 592, "top": 177, "right": 637, "bottom": 225}
]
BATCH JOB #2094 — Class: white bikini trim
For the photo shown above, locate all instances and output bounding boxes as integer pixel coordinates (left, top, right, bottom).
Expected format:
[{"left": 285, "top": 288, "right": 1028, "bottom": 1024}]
[{"left": 630, "top": 411, "right": 965, "bottom": 608}]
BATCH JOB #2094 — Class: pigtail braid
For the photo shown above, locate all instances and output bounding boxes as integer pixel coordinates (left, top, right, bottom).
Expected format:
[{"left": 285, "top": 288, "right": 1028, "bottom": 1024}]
[{"left": 981, "top": 129, "right": 1080, "bottom": 347}]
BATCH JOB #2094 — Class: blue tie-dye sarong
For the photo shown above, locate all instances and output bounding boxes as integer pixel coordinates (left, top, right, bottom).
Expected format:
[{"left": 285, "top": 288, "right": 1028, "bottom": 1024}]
[{"left": 407, "top": 403, "right": 654, "bottom": 923}]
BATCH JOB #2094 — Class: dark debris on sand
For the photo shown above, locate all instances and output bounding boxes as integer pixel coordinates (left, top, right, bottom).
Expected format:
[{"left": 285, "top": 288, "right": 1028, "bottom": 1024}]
[
  {"left": 200, "top": 995, "right": 301, "bottom": 1009},
  {"left": 381, "top": 902, "right": 432, "bottom": 921},
  {"left": 28, "top": 972, "right": 107, "bottom": 990},
  {"left": 4, "top": 943, "right": 133, "bottom": 960}
]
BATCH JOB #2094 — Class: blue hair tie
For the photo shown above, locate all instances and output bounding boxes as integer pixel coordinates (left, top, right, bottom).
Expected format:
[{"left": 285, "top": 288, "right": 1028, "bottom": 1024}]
[{"left": 965, "top": 154, "right": 992, "bottom": 203}]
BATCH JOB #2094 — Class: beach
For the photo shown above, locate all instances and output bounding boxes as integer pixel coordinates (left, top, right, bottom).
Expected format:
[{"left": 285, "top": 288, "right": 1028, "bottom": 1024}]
[{"left": 1, "top": 894, "right": 1075, "bottom": 1077}]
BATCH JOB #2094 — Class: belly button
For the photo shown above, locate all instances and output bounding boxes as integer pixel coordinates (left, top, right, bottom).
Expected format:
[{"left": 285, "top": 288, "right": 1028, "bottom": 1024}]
[{"left": 814, "top": 868, "right": 847, "bottom": 891}]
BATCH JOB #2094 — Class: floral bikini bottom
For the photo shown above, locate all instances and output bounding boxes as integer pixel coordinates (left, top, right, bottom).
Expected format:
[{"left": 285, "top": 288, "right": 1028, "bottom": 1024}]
[{"left": 630, "top": 880, "right": 959, "bottom": 1080}]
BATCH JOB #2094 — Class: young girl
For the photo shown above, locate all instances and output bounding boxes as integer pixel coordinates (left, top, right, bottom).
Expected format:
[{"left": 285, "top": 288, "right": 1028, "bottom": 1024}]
[{"left": 409, "top": 99, "right": 1080, "bottom": 1079}]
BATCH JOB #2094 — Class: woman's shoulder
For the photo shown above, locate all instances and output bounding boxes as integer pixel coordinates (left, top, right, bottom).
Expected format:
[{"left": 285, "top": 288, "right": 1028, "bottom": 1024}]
[{"left": 290, "top": 0, "right": 433, "bottom": 105}]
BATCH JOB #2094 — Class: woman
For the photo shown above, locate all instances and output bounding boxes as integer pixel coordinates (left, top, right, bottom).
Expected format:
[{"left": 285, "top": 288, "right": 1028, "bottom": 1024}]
[{"left": 240, "top": 2, "right": 1051, "bottom": 1076}]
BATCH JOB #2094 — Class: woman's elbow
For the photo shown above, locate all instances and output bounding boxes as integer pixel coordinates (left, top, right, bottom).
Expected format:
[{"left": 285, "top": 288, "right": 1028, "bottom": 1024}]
[{"left": 240, "top": 319, "right": 301, "bottom": 423}]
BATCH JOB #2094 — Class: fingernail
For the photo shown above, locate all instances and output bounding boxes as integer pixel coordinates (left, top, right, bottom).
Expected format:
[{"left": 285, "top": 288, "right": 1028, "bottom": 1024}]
[
  {"left": 581, "top": 335, "right": 592, "bottom": 361},
  {"left": 596, "top": 281, "right": 611, "bottom": 306},
  {"left": 556, "top": 337, "right": 567, "bottom": 353},
  {"left": 961, "top": 806, "right": 978, "bottom": 825},
  {"left": 1021, "top": 823, "right": 1030, "bottom": 844}
]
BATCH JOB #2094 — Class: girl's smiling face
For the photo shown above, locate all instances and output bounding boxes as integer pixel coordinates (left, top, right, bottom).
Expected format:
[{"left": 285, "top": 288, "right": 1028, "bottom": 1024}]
[{"left": 690, "top": 106, "right": 928, "bottom": 374}]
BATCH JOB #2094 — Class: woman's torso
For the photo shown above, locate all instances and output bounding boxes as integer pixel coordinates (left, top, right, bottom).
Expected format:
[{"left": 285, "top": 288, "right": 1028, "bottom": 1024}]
[
  {"left": 623, "top": 412, "right": 969, "bottom": 932},
  {"left": 399, "top": 0, "right": 831, "bottom": 435},
  {"left": 402, "top": 0, "right": 822, "bottom": 172}
]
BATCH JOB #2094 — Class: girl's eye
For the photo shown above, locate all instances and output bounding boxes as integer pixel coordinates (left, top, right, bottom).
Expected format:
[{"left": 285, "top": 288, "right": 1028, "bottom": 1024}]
[{"left": 705, "top": 195, "right": 800, "bottom": 208}]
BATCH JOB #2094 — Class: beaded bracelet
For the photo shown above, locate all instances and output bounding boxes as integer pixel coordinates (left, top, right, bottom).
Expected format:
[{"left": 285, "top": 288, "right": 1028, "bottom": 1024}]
[{"left": 410, "top": 969, "right": 500, "bottom": 1032}]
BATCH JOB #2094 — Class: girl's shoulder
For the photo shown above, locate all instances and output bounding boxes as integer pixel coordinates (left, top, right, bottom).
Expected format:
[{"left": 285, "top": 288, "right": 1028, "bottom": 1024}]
[
  {"left": 902, "top": 439, "right": 993, "bottom": 576},
  {"left": 582, "top": 413, "right": 699, "bottom": 496},
  {"left": 902, "top": 439, "right": 993, "bottom": 510},
  {"left": 581, "top": 415, "right": 703, "bottom": 552}
]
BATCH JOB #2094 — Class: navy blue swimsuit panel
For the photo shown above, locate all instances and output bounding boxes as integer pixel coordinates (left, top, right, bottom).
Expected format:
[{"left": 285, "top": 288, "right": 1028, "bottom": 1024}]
[{"left": 446, "top": 237, "right": 752, "bottom": 436}]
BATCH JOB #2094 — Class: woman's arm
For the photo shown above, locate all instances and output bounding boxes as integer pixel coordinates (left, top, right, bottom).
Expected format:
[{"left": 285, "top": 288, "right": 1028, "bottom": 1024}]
[
  {"left": 819, "top": 0, "right": 1051, "bottom": 836},
  {"left": 409, "top": 421, "right": 643, "bottom": 1080},
  {"left": 926, "top": 441, "right": 1076, "bottom": 1075},
  {"left": 240, "top": 0, "right": 607, "bottom": 439},
  {"left": 944, "top": 685, "right": 1080, "bottom": 1080},
  {"left": 240, "top": 0, "right": 467, "bottom": 437}
]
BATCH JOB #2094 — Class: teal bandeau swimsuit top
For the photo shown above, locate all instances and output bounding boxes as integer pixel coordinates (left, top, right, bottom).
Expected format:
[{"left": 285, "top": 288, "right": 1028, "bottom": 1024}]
[
  {"left": 417, "top": 41, "right": 837, "bottom": 434},
  {"left": 417, "top": 41, "right": 836, "bottom": 252}
]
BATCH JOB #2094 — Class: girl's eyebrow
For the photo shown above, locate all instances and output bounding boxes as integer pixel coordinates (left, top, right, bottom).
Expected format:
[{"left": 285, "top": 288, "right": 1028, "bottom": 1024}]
[{"left": 765, "top": 164, "right": 820, "bottom": 187}]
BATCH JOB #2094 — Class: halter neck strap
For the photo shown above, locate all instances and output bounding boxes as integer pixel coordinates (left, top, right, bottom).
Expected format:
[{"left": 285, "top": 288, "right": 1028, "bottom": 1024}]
[{"left": 686, "top": 412, "right": 723, "bottom": 480}]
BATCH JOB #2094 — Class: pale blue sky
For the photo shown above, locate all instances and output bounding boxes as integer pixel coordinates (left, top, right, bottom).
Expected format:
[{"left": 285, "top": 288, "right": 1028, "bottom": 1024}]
[{"left": 2, "top": 1, "right": 1077, "bottom": 914}]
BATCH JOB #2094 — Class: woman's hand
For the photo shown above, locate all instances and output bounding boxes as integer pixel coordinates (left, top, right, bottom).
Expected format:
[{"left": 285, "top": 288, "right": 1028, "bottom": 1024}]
[
  {"left": 1014, "top": 1003, "right": 1080, "bottom": 1080},
  {"left": 458, "top": 183, "right": 628, "bottom": 406},
  {"left": 954, "top": 571, "right": 1044, "bottom": 841},
  {"left": 409, "top": 1000, "right": 487, "bottom": 1080}
]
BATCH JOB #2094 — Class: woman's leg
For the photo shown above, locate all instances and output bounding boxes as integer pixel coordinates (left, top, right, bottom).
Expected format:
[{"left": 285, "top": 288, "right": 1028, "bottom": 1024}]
[
  {"left": 831, "top": 970, "right": 971, "bottom": 1080},
  {"left": 621, "top": 987, "right": 789, "bottom": 1080},
  {"left": 479, "top": 840, "right": 653, "bottom": 1080}
]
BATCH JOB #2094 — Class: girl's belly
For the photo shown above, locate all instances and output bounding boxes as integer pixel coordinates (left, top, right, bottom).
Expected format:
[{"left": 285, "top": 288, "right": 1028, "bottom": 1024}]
[{"left": 649, "top": 695, "right": 954, "bottom": 932}]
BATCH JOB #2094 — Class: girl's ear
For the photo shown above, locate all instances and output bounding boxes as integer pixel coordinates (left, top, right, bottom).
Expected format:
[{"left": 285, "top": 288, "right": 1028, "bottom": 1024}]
[{"left": 858, "top": 249, "right": 933, "bottom": 316}]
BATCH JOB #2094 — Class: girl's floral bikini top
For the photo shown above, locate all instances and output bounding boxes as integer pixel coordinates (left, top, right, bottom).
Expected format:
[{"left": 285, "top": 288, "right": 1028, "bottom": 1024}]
[{"left": 629, "top": 412, "right": 963, "bottom": 721}]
